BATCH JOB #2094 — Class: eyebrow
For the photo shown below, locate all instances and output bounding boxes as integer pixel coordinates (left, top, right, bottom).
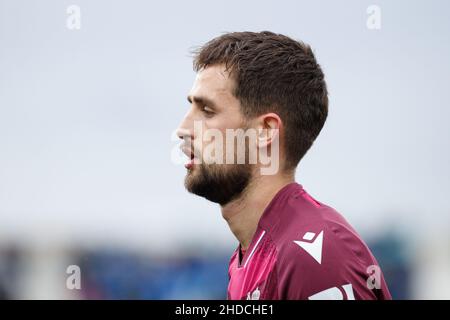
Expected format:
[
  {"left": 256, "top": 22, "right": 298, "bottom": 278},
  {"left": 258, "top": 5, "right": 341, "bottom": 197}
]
[{"left": 187, "top": 95, "right": 217, "bottom": 108}]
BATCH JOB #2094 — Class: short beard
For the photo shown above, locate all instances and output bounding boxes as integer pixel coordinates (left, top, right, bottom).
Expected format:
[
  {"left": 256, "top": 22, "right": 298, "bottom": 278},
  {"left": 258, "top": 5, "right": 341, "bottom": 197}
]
[{"left": 185, "top": 162, "right": 252, "bottom": 206}]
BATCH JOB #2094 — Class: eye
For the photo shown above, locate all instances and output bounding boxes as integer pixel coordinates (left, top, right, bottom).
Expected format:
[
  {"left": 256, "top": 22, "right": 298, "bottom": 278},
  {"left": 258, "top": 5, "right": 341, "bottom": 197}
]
[{"left": 202, "top": 106, "right": 215, "bottom": 116}]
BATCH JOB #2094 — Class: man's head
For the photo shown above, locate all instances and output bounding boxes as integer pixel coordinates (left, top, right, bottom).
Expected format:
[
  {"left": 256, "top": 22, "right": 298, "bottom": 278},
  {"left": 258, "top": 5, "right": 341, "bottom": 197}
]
[{"left": 177, "top": 31, "right": 328, "bottom": 205}]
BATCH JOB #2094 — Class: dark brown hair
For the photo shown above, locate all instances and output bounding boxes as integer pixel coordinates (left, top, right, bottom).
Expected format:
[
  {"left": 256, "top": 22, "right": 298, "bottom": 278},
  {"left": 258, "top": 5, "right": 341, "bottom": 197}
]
[{"left": 193, "top": 31, "right": 328, "bottom": 171}]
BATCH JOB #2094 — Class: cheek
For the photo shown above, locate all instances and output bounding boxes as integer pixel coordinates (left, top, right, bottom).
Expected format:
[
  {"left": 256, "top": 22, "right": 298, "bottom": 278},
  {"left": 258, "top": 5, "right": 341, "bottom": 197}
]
[
  {"left": 217, "top": 114, "right": 244, "bottom": 130},
  {"left": 195, "top": 115, "right": 246, "bottom": 160},
  {"left": 196, "top": 117, "right": 227, "bottom": 144}
]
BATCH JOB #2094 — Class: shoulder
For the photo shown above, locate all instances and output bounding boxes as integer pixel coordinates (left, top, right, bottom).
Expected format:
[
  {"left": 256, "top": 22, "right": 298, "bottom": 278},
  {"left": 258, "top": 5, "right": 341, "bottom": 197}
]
[
  {"left": 268, "top": 191, "right": 383, "bottom": 299},
  {"left": 277, "top": 205, "right": 372, "bottom": 267},
  {"left": 271, "top": 188, "right": 367, "bottom": 262}
]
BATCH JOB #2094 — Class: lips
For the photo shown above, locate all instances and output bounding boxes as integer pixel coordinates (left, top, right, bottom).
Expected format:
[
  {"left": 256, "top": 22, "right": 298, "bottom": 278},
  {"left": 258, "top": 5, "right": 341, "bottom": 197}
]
[
  {"left": 181, "top": 145, "right": 194, "bottom": 159},
  {"left": 181, "top": 145, "right": 196, "bottom": 169}
]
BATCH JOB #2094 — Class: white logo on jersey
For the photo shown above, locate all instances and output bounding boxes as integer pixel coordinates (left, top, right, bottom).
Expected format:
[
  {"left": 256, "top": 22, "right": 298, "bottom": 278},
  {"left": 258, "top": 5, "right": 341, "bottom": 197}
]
[
  {"left": 293, "top": 230, "right": 324, "bottom": 264},
  {"left": 246, "top": 287, "right": 261, "bottom": 300},
  {"left": 308, "top": 283, "right": 355, "bottom": 300}
]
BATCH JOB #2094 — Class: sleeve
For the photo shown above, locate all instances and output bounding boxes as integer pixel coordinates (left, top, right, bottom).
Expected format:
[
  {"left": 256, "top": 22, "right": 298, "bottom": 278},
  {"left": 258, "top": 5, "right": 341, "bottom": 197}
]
[{"left": 275, "top": 224, "right": 391, "bottom": 300}]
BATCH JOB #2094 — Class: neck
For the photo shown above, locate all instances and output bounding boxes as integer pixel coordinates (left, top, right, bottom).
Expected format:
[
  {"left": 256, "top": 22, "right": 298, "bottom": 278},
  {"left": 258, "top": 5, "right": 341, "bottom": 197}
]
[{"left": 221, "top": 171, "right": 295, "bottom": 250}]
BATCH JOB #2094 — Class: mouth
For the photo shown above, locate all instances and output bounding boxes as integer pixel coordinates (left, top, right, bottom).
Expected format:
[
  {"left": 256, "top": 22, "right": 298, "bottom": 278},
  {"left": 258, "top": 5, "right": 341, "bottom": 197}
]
[{"left": 181, "top": 146, "right": 196, "bottom": 170}]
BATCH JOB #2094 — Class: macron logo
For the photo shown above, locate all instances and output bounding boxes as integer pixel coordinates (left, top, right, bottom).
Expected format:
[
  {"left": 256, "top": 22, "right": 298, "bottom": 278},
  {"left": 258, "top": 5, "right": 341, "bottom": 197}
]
[{"left": 293, "top": 230, "right": 324, "bottom": 264}]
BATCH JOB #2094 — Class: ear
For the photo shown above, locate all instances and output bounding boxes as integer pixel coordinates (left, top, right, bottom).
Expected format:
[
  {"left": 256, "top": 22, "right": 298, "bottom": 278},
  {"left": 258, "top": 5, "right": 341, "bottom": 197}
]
[{"left": 256, "top": 113, "right": 282, "bottom": 149}]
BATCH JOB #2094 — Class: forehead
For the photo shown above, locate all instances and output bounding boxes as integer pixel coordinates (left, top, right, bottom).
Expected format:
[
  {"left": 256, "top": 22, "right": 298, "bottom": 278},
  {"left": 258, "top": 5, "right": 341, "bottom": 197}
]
[{"left": 190, "top": 65, "right": 235, "bottom": 101}]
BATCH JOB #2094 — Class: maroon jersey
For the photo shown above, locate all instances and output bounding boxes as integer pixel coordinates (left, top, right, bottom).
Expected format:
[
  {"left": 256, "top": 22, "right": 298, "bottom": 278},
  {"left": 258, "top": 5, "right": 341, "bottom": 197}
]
[{"left": 227, "top": 183, "right": 392, "bottom": 300}]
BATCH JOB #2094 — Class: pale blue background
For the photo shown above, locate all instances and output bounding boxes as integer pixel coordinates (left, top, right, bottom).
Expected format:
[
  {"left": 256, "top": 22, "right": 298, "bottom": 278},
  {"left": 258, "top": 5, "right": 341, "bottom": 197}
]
[{"left": 0, "top": 0, "right": 449, "bottom": 298}]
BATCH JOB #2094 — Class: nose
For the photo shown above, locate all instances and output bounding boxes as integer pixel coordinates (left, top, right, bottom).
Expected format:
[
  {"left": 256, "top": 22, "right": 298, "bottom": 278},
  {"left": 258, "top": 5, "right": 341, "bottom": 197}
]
[
  {"left": 176, "top": 126, "right": 191, "bottom": 142},
  {"left": 176, "top": 110, "right": 194, "bottom": 141}
]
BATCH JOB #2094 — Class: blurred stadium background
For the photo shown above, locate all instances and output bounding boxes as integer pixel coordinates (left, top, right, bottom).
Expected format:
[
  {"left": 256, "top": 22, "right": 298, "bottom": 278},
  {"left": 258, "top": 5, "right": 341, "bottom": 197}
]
[{"left": 1, "top": 0, "right": 449, "bottom": 299}]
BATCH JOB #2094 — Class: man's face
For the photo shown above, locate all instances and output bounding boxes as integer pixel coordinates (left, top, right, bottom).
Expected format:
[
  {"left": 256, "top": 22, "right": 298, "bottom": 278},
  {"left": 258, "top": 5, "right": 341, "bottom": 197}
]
[{"left": 176, "top": 65, "right": 253, "bottom": 205}]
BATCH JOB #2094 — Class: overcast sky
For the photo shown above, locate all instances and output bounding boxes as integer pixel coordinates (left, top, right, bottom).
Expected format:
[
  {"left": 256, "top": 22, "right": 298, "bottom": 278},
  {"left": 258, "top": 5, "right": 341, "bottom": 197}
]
[{"left": 0, "top": 0, "right": 449, "bottom": 250}]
